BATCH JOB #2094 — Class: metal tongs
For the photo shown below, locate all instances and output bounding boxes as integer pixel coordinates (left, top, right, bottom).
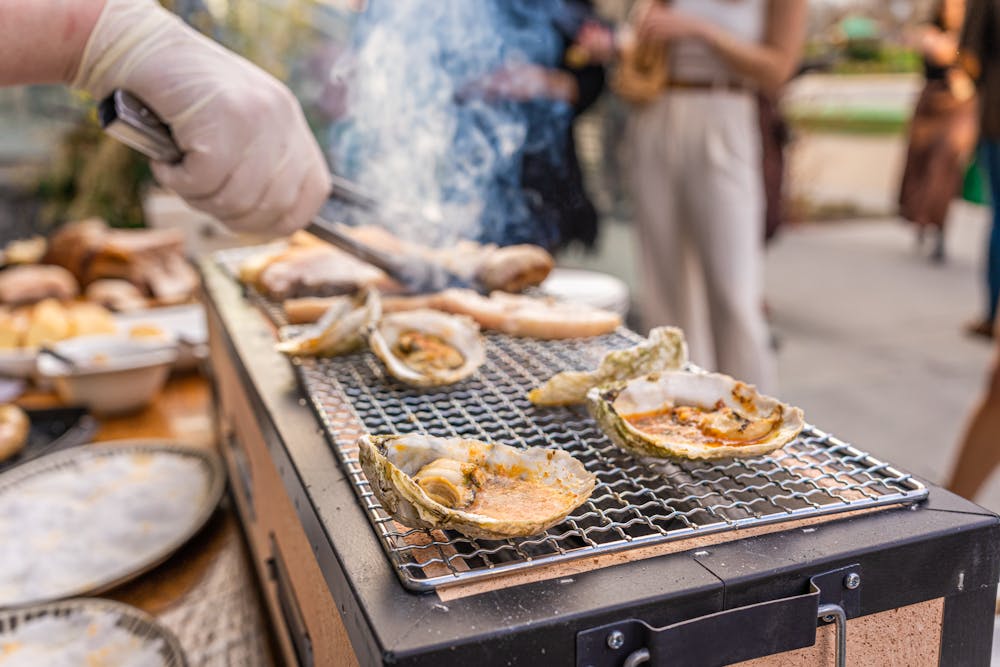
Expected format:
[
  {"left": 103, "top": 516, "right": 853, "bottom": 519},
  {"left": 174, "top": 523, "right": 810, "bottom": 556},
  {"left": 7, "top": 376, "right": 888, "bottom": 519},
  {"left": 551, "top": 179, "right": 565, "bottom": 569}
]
[{"left": 99, "top": 90, "right": 486, "bottom": 294}]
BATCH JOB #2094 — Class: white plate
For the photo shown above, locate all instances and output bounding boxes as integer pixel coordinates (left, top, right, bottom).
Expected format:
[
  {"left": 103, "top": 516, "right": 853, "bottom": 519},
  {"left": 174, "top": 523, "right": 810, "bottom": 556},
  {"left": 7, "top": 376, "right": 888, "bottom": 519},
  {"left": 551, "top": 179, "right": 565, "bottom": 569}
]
[
  {"left": 0, "top": 597, "right": 186, "bottom": 666},
  {"left": 113, "top": 303, "right": 207, "bottom": 345},
  {"left": 0, "top": 442, "right": 224, "bottom": 608},
  {"left": 540, "top": 268, "right": 631, "bottom": 317},
  {"left": 0, "top": 303, "right": 207, "bottom": 379}
]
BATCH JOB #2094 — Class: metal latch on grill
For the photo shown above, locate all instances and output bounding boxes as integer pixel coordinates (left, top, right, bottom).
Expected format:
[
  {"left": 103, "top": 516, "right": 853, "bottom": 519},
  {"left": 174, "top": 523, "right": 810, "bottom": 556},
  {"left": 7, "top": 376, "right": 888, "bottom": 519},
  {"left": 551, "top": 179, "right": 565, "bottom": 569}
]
[{"left": 576, "top": 564, "right": 861, "bottom": 667}]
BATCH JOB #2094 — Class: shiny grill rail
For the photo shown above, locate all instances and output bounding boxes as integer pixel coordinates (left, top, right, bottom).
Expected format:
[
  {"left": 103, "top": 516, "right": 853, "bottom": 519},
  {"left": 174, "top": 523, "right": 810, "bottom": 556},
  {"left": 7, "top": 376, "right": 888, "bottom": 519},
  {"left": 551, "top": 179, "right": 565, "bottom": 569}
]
[{"left": 214, "top": 248, "right": 928, "bottom": 592}]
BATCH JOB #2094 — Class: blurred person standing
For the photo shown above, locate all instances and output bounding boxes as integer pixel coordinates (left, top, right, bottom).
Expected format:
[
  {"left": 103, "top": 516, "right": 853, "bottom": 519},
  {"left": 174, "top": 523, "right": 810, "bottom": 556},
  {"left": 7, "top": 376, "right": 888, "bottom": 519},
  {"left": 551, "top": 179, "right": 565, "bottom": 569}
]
[
  {"left": 962, "top": 0, "right": 1000, "bottom": 339},
  {"left": 759, "top": 89, "right": 792, "bottom": 246},
  {"left": 333, "top": 1, "right": 604, "bottom": 252},
  {"left": 946, "top": 0, "right": 1000, "bottom": 498},
  {"left": 578, "top": 1, "right": 806, "bottom": 390},
  {"left": 481, "top": 0, "right": 608, "bottom": 251},
  {"left": 898, "top": 0, "right": 978, "bottom": 264}
]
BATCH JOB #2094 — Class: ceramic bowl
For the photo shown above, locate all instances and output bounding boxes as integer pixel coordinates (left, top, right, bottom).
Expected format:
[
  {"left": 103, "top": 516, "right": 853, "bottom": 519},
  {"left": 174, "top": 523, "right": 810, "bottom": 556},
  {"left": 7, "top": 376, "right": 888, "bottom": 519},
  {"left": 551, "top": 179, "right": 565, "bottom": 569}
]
[{"left": 36, "top": 335, "right": 178, "bottom": 416}]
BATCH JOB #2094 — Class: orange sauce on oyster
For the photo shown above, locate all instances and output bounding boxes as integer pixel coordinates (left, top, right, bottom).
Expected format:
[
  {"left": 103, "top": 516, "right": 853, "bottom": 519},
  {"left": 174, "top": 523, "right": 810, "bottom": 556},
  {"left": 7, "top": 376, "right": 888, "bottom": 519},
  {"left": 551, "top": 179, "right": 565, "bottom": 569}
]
[
  {"left": 465, "top": 473, "right": 576, "bottom": 521},
  {"left": 393, "top": 331, "right": 464, "bottom": 373},
  {"left": 622, "top": 400, "right": 782, "bottom": 448}
]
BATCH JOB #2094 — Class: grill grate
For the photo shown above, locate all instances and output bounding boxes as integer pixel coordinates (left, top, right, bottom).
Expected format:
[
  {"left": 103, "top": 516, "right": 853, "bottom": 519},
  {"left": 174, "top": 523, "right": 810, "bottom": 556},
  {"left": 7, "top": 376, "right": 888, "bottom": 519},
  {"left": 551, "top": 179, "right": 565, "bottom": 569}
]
[
  {"left": 213, "top": 247, "right": 928, "bottom": 592},
  {"left": 297, "top": 330, "right": 927, "bottom": 592}
]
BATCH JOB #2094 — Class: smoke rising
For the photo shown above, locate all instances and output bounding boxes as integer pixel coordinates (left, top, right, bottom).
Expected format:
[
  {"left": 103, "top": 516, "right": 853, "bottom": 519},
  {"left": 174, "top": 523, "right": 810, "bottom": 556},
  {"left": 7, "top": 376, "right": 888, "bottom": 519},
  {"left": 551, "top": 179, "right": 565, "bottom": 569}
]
[{"left": 330, "top": 0, "right": 574, "bottom": 248}]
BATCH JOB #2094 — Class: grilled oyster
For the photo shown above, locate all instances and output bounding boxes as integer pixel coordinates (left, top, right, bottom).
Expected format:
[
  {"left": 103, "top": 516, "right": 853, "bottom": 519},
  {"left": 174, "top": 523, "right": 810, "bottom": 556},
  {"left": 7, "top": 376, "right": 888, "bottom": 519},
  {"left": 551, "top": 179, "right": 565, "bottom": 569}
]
[
  {"left": 276, "top": 288, "right": 381, "bottom": 356},
  {"left": 588, "top": 371, "right": 805, "bottom": 460},
  {"left": 368, "top": 310, "right": 485, "bottom": 386},
  {"left": 528, "top": 326, "right": 687, "bottom": 406},
  {"left": 358, "top": 434, "right": 596, "bottom": 539}
]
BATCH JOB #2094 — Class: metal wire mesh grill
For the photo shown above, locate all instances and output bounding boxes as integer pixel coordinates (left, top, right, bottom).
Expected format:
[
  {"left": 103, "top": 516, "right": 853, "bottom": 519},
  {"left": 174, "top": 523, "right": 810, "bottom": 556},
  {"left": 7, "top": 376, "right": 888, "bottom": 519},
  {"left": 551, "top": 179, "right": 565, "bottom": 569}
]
[
  {"left": 295, "top": 329, "right": 928, "bottom": 592},
  {"left": 213, "top": 246, "right": 927, "bottom": 591}
]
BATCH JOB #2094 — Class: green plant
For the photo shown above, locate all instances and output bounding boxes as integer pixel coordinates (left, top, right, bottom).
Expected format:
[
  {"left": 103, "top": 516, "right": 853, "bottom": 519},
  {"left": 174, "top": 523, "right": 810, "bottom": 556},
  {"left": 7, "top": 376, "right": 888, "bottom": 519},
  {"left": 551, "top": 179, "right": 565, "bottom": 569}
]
[{"left": 36, "top": 109, "right": 151, "bottom": 228}]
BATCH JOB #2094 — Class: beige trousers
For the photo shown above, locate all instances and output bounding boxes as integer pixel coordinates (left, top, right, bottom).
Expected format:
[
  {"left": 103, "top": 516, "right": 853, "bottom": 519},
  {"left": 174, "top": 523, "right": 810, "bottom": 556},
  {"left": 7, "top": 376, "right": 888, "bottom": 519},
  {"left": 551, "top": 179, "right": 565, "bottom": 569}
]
[{"left": 627, "top": 90, "right": 776, "bottom": 391}]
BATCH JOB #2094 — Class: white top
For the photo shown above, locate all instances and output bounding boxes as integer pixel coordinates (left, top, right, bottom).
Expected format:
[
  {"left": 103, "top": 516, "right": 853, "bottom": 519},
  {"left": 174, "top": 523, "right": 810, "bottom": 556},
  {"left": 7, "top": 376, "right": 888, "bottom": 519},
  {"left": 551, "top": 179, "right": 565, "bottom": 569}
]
[{"left": 670, "top": 0, "right": 767, "bottom": 83}]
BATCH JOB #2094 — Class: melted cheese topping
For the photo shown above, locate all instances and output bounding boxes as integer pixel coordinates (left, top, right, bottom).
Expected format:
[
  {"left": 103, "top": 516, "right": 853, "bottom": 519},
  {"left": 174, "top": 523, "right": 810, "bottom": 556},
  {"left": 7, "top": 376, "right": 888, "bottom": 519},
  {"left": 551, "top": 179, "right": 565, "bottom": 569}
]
[
  {"left": 393, "top": 331, "right": 465, "bottom": 373},
  {"left": 623, "top": 400, "right": 782, "bottom": 448}
]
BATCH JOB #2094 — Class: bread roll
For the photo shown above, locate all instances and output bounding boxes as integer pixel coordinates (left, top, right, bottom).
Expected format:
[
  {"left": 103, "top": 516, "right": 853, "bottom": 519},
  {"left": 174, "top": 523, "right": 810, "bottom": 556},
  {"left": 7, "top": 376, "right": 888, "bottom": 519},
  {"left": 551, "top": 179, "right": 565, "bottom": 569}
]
[
  {"left": 2, "top": 236, "right": 46, "bottom": 265},
  {"left": 67, "top": 302, "right": 117, "bottom": 337},
  {"left": 23, "top": 299, "right": 72, "bottom": 349},
  {"left": 0, "top": 308, "right": 22, "bottom": 349},
  {"left": 0, "top": 404, "right": 29, "bottom": 463}
]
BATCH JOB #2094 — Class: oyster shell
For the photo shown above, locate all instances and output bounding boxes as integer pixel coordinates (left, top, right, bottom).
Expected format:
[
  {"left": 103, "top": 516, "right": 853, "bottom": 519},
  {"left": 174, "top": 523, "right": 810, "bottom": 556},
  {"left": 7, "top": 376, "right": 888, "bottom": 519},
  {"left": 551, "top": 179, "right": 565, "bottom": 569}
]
[
  {"left": 368, "top": 309, "right": 485, "bottom": 386},
  {"left": 358, "top": 434, "right": 596, "bottom": 539},
  {"left": 413, "top": 457, "right": 486, "bottom": 508},
  {"left": 588, "top": 371, "right": 805, "bottom": 460},
  {"left": 276, "top": 288, "right": 381, "bottom": 356},
  {"left": 528, "top": 326, "right": 687, "bottom": 406}
]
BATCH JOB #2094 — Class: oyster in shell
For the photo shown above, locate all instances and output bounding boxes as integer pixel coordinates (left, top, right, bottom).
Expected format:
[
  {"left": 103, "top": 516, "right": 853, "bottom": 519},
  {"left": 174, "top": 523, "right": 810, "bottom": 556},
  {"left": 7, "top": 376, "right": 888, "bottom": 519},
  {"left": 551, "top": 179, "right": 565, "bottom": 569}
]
[
  {"left": 588, "top": 371, "right": 805, "bottom": 460},
  {"left": 368, "top": 310, "right": 485, "bottom": 387},
  {"left": 276, "top": 288, "right": 381, "bottom": 356},
  {"left": 528, "top": 326, "right": 687, "bottom": 406},
  {"left": 358, "top": 434, "right": 596, "bottom": 539}
]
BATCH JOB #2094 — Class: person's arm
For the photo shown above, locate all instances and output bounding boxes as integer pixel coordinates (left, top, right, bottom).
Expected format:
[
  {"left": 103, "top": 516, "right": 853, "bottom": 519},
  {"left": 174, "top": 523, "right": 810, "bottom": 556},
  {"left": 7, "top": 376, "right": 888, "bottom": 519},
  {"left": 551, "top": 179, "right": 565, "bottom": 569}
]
[
  {"left": 469, "top": 65, "right": 581, "bottom": 106},
  {"left": 1, "top": 0, "right": 330, "bottom": 235},
  {"left": 0, "top": 0, "right": 105, "bottom": 86},
  {"left": 909, "top": 24, "right": 960, "bottom": 66},
  {"left": 639, "top": 0, "right": 808, "bottom": 94},
  {"left": 959, "top": 0, "right": 989, "bottom": 80}
]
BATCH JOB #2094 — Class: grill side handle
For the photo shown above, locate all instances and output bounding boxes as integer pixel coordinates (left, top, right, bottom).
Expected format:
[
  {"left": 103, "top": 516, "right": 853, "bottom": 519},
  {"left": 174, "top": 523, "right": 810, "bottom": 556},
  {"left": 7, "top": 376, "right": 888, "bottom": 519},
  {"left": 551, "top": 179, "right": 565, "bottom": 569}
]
[{"left": 576, "top": 564, "right": 860, "bottom": 667}]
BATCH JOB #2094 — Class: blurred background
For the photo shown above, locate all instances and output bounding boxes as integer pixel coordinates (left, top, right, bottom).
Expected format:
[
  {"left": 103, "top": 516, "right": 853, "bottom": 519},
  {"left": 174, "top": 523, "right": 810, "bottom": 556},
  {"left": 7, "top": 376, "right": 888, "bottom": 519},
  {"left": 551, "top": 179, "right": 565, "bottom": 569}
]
[
  {"left": 0, "top": 0, "right": 943, "bottom": 232},
  {"left": 1, "top": 0, "right": 997, "bottom": 508}
]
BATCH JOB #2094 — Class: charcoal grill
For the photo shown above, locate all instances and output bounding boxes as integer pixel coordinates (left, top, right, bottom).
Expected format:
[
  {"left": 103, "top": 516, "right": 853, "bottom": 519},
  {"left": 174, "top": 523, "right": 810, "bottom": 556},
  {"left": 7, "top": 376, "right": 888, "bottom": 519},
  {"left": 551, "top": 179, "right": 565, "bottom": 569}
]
[{"left": 203, "top": 250, "right": 1000, "bottom": 667}]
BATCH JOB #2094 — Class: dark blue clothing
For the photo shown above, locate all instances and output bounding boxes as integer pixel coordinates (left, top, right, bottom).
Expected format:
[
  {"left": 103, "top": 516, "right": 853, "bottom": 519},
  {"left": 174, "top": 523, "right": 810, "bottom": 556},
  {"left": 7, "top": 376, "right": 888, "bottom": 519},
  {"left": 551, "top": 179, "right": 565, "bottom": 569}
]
[
  {"left": 519, "top": 1, "right": 605, "bottom": 251},
  {"left": 332, "top": 0, "right": 603, "bottom": 251},
  {"left": 980, "top": 141, "right": 1000, "bottom": 321}
]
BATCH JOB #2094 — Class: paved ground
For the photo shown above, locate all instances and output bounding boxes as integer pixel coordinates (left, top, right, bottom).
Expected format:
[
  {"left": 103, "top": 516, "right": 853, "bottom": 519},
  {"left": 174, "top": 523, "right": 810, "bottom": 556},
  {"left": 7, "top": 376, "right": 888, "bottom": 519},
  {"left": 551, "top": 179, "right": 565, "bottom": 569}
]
[{"left": 787, "top": 132, "right": 908, "bottom": 216}]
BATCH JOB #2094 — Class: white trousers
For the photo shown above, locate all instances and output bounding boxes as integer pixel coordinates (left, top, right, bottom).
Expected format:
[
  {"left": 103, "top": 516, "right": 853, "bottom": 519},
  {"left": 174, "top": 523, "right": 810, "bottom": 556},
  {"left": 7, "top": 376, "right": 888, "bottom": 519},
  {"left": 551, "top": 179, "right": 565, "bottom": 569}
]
[{"left": 627, "top": 91, "right": 776, "bottom": 391}]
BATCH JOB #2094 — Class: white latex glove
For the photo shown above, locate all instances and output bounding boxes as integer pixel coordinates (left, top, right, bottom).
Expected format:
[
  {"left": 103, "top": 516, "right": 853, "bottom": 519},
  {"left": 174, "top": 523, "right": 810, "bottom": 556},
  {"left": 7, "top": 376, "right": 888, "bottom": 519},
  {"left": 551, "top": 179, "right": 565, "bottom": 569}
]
[{"left": 73, "top": 0, "right": 331, "bottom": 234}]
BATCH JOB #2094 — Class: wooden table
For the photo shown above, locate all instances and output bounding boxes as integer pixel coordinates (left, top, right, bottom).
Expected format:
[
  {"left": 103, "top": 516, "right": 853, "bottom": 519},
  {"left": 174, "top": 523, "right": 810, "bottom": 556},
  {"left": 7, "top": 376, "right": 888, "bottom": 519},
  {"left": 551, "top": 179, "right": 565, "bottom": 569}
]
[{"left": 18, "top": 372, "right": 277, "bottom": 667}]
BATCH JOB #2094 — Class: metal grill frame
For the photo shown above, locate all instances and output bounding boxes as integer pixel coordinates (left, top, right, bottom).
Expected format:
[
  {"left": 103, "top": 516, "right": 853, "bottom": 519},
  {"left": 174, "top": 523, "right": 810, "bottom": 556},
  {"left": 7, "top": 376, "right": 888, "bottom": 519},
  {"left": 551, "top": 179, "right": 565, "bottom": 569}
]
[
  {"left": 214, "top": 248, "right": 928, "bottom": 593},
  {"left": 295, "top": 333, "right": 927, "bottom": 592}
]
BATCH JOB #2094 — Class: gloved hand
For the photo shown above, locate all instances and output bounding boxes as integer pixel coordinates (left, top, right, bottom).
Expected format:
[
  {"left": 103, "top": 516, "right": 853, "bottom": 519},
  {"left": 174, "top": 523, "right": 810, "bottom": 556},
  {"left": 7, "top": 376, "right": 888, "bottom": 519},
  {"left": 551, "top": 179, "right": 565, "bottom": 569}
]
[{"left": 73, "top": 0, "right": 330, "bottom": 234}]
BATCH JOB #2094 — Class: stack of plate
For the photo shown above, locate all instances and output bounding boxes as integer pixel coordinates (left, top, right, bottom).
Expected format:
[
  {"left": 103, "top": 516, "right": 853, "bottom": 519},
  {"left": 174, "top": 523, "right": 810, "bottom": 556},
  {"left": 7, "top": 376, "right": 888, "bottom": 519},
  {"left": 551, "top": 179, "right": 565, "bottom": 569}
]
[
  {"left": 0, "top": 442, "right": 225, "bottom": 666},
  {"left": 0, "top": 598, "right": 186, "bottom": 666}
]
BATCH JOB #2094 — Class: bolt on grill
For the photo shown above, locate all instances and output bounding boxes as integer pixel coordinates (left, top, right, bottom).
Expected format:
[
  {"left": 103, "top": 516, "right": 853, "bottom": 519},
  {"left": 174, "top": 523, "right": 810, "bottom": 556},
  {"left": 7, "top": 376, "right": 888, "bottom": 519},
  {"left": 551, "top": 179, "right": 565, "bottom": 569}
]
[{"left": 214, "top": 248, "right": 928, "bottom": 592}]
